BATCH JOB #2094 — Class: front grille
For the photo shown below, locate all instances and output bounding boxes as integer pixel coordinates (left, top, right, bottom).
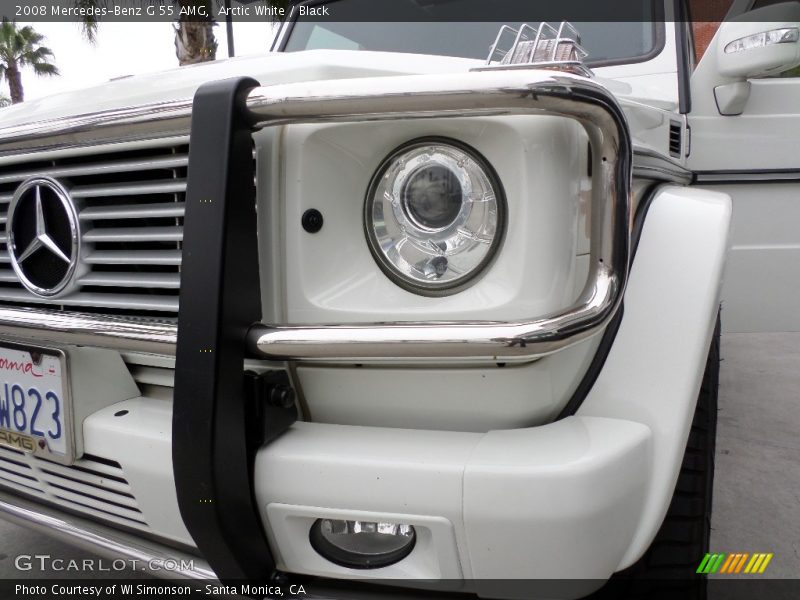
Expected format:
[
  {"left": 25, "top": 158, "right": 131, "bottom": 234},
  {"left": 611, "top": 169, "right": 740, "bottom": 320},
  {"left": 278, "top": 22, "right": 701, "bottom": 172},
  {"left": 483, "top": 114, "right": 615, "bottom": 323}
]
[
  {"left": 0, "top": 445, "right": 149, "bottom": 531},
  {"left": 0, "top": 142, "right": 187, "bottom": 315}
]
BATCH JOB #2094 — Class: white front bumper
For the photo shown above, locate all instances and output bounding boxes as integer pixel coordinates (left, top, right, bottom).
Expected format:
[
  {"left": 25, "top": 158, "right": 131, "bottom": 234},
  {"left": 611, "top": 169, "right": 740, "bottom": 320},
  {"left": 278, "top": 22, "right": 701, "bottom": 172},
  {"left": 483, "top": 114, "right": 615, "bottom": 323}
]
[{"left": 256, "top": 417, "right": 650, "bottom": 582}]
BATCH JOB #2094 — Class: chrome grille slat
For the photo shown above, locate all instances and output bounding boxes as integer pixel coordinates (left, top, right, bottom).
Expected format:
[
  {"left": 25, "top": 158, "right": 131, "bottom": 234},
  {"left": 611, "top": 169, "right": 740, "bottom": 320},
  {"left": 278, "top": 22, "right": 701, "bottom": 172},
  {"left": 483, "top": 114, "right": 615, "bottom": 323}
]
[
  {"left": 0, "top": 288, "right": 179, "bottom": 311},
  {"left": 0, "top": 142, "right": 186, "bottom": 315},
  {"left": 85, "top": 249, "right": 182, "bottom": 266},
  {"left": 83, "top": 226, "right": 183, "bottom": 243},
  {"left": 0, "top": 154, "right": 188, "bottom": 185},
  {"left": 71, "top": 179, "right": 186, "bottom": 199},
  {"left": 80, "top": 202, "right": 185, "bottom": 221},
  {"left": 77, "top": 272, "right": 180, "bottom": 289}
]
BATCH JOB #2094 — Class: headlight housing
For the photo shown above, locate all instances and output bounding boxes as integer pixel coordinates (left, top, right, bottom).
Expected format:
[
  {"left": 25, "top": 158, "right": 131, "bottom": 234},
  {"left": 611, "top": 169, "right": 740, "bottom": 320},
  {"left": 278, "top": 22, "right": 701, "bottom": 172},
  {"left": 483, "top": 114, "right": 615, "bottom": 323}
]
[{"left": 364, "top": 138, "right": 506, "bottom": 296}]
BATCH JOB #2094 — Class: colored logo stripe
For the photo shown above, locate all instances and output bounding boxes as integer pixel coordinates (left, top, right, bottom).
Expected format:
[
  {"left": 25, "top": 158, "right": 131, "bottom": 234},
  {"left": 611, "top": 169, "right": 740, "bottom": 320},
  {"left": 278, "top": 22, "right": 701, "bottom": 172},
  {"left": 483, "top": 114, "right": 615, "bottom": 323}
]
[
  {"left": 696, "top": 553, "right": 714, "bottom": 574},
  {"left": 733, "top": 553, "right": 749, "bottom": 573},
  {"left": 720, "top": 553, "right": 737, "bottom": 573},
  {"left": 698, "top": 553, "right": 773, "bottom": 574},
  {"left": 745, "top": 553, "right": 774, "bottom": 574},
  {"left": 720, "top": 553, "right": 750, "bottom": 573},
  {"left": 697, "top": 553, "right": 726, "bottom": 574}
]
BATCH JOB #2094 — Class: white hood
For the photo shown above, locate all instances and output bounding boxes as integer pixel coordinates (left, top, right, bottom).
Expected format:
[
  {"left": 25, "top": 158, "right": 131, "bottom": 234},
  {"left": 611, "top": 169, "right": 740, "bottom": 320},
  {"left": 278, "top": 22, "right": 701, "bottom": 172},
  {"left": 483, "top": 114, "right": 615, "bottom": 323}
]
[{"left": 0, "top": 50, "right": 478, "bottom": 129}]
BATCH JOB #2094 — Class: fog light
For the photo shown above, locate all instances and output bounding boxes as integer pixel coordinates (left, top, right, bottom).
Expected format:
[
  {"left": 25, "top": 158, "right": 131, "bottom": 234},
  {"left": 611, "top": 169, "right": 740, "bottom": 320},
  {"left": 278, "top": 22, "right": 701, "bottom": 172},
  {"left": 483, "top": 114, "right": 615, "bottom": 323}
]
[{"left": 309, "top": 519, "right": 416, "bottom": 569}]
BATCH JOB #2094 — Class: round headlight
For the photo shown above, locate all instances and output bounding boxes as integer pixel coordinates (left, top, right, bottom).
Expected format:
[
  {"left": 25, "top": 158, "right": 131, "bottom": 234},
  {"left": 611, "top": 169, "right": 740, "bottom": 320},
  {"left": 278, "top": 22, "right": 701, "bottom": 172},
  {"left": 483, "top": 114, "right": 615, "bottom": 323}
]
[{"left": 365, "top": 139, "right": 506, "bottom": 295}]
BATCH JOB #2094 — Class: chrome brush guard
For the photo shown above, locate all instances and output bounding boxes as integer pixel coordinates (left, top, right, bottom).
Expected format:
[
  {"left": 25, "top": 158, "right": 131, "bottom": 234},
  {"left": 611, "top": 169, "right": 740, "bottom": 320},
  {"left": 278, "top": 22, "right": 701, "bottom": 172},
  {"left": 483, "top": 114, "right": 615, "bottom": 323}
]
[
  {"left": 245, "top": 71, "right": 630, "bottom": 361},
  {"left": 0, "top": 69, "right": 631, "bottom": 363}
]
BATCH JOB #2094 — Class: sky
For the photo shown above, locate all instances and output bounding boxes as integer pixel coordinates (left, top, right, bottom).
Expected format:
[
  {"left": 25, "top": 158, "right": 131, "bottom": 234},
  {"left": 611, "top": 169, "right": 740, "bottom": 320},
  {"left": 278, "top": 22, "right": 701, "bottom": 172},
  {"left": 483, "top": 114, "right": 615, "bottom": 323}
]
[{"left": 12, "top": 21, "right": 277, "bottom": 101}]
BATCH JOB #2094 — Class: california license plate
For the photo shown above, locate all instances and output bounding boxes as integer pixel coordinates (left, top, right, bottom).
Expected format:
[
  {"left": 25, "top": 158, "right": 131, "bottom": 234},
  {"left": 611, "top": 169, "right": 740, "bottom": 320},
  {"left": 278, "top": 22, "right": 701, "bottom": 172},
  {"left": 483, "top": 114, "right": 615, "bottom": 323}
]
[{"left": 0, "top": 343, "right": 74, "bottom": 464}]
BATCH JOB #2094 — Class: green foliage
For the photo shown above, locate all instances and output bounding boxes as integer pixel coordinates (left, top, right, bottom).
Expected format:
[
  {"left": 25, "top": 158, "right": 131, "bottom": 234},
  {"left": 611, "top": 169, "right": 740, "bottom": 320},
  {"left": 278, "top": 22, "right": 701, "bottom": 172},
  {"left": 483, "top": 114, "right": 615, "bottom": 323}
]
[
  {"left": 0, "top": 19, "right": 59, "bottom": 73},
  {"left": 0, "top": 19, "right": 60, "bottom": 103},
  {"left": 74, "top": 0, "right": 110, "bottom": 44}
]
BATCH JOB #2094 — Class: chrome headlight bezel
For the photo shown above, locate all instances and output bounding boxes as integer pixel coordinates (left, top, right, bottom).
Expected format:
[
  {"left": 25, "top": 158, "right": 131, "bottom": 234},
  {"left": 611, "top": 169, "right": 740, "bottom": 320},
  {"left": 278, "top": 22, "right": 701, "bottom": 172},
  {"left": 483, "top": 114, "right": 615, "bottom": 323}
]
[{"left": 363, "top": 137, "right": 507, "bottom": 297}]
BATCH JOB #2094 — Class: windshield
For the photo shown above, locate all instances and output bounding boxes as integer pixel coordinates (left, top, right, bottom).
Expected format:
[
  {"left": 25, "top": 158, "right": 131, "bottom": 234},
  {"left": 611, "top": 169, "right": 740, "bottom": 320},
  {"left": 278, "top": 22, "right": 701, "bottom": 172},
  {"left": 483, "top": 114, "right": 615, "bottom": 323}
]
[{"left": 281, "top": 0, "right": 663, "bottom": 66}]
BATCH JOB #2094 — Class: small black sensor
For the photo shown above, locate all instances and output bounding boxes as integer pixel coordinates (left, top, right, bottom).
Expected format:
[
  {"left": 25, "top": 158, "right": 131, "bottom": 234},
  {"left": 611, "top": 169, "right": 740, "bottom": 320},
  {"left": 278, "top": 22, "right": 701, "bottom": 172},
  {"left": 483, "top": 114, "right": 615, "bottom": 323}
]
[{"left": 302, "top": 209, "right": 324, "bottom": 233}]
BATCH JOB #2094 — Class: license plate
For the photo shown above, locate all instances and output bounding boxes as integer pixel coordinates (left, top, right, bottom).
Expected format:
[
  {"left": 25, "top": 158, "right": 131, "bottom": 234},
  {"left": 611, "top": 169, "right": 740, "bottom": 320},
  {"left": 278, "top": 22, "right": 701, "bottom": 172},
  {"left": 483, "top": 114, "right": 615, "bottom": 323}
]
[{"left": 0, "top": 342, "right": 74, "bottom": 464}]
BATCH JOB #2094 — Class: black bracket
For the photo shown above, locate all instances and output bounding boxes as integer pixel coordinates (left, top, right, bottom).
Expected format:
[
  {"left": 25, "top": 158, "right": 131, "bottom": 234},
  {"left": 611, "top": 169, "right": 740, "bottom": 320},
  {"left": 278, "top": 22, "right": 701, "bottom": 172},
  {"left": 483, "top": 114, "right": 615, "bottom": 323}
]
[
  {"left": 245, "top": 370, "right": 299, "bottom": 449},
  {"left": 173, "top": 77, "right": 296, "bottom": 582}
]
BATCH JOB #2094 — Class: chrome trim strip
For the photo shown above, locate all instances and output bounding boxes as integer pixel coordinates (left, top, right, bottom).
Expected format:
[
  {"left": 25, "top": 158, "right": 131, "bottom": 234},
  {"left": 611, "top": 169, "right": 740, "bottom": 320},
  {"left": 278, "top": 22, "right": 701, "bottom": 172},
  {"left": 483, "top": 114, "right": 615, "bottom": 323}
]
[
  {"left": 695, "top": 169, "right": 800, "bottom": 183},
  {"left": 0, "top": 306, "right": 176, "bottom": 355},
  {"left": 77, "top": 272, "right": 181, "bottom": 289},
  {"left": 70, "top": 179, "right": 187, "bottom": 199},
  {"left": 0, "top": 99, "right": 193, "bottom": 157},
  {"left": 79, "top": 202, "right": 186, "bottom": 221},
  {"left": 0, "top": 154, "right": 188, "bottom": 184},
  {"left": 0, "top": 289, "right": 179, "bottom": 312},
  {"left": 85, "top": 249, "right": 183, "bottom": 266},
  {"left": 242, "top": 70, "right": 631, "bottom": 361},
  {"left": 0, "top": 489, "right": 215, "bottom": 579},
  {"left": 83, "top": 226, "right": 183, "bottom": 243},
  {"left": 246, "top": 265, "right": 618, "bottom": 361}
]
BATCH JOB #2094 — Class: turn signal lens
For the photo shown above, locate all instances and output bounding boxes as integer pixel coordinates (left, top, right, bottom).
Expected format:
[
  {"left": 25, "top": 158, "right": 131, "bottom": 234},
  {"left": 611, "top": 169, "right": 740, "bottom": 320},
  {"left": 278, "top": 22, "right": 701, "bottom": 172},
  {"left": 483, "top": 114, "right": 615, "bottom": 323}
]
[
  {"left": 724, "top": 27, "right": 800, "bottom": 53},
  {"left": 364, "top": 139, "right": 506, "bottom": 296},
  {"left": 309, "top": 518, "right": 416, "bottom": 569}
]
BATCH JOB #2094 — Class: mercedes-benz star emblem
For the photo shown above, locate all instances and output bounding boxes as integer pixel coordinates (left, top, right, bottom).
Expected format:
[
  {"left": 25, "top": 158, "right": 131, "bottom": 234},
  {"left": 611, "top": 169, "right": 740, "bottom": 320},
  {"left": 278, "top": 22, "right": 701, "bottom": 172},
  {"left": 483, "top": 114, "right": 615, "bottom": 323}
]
[{"left": 7, "top": 177, "right": 81, "bottom": 297}]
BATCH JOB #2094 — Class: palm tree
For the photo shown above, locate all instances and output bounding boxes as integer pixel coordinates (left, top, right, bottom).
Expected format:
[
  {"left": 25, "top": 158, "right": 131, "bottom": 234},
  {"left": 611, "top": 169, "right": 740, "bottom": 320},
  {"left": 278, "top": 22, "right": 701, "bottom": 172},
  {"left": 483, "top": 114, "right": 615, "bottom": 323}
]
[
  {"left": 0, "top": 20, "right": 59, "bottom": 104},
  {"left": 174, "top": 0, "right": 218, "bottom": 65}
]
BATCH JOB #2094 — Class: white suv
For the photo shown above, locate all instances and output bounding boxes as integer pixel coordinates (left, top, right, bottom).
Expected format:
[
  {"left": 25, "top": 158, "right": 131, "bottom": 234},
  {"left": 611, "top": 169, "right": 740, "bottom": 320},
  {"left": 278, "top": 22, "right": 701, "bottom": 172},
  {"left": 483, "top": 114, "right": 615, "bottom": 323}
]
[{"left": 0, "top": 1, "right": 797, "bottom": 598}]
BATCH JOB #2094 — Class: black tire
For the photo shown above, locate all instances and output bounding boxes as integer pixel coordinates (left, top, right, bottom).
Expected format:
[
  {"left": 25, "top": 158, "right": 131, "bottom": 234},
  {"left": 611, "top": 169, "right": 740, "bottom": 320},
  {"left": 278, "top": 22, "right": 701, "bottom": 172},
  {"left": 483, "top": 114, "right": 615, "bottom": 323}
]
[{"left": 593, "top": 312, "right": 720, "bottom": 600}]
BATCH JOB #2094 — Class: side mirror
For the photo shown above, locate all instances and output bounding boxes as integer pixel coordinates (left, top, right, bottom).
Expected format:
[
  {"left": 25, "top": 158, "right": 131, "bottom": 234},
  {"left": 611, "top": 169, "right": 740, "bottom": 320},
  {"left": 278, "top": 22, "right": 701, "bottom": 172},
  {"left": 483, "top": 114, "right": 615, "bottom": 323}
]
[{"left": 715, "top": 2, "right": 800, "bottom": 79}]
